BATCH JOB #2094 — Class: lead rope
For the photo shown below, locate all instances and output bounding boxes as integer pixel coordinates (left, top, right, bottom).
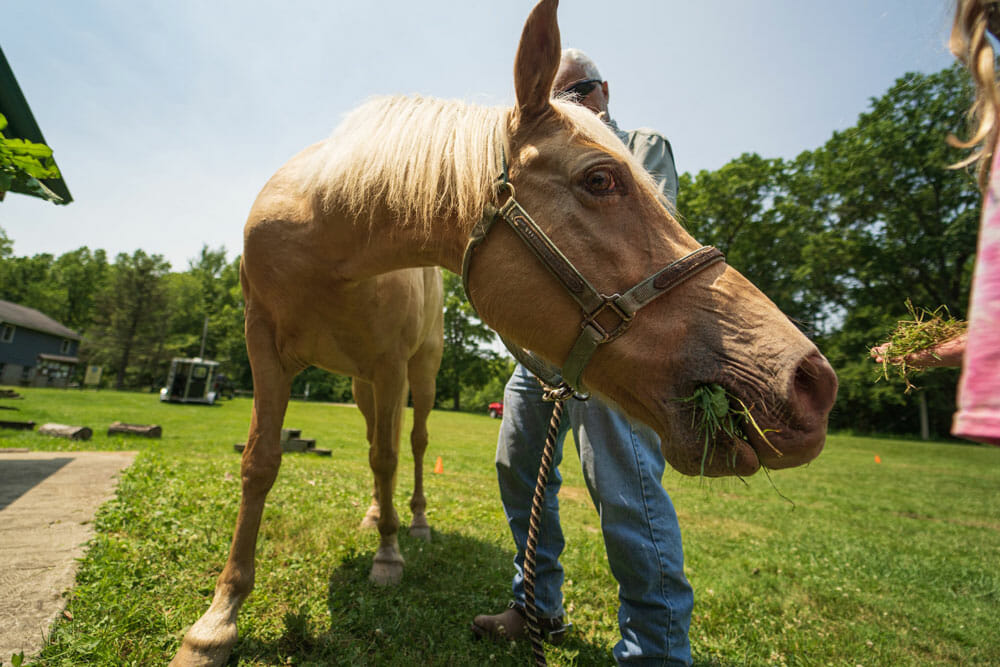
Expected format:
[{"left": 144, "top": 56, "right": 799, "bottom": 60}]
[{"left": 523, "top": 383, "right": 576, "bottom": 666}]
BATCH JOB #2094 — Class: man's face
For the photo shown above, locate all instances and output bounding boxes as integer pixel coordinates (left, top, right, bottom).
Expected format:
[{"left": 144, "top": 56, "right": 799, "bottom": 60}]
[{"left": 552, "top": 60, "right": 609, "bottom": 115}]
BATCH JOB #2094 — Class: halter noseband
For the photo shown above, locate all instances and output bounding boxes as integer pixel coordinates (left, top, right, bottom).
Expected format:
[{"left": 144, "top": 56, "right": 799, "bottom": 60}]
[{"left": 461, "top": 153, "right": 725, "bottom": 395}]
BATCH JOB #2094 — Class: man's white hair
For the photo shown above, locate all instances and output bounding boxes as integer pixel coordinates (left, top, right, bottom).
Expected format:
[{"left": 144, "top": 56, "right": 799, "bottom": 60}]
[{"left": 561, "top": 47, "right": 602, "bottom": 81}]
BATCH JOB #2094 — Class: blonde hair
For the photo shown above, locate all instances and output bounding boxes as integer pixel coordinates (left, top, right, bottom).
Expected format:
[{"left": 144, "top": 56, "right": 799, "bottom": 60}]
[
  {"left": 307, "top": 95, "right": 511, "bottom": 231},
  {"left": 949, "top": 0, "right": 1000, "bottom": 191}
]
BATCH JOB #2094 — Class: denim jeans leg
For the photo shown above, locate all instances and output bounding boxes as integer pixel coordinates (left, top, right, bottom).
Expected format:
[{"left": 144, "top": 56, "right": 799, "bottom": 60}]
[
  {"left": 567, "top": 398, "right": 693, "bottom": 666},
  {"left": 495, "top": 364, "right": 570, "bottom": 619}
]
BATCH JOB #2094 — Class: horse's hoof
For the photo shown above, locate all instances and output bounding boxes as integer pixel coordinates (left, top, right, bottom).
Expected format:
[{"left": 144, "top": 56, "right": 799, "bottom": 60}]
[
  {"left": 359, "top": 502, "right": 381, "bottom": 530},
  {"left": 408, "top": 517, "right": 431, "bottom": 541},
  {"left": 408, "top": 524, "right": 431, "bottom": 541},
  {"left": 369, "top": 558, "right": 404, "bottom": 585},
  {"left": 169, "top": 623, "right": 237, "bottom": 667},
  {"left": 170, "top": 644, "right": 230, "bottom": 667},
  {"left": 170, "top": 605, "right": 238, "bottom": 667}
]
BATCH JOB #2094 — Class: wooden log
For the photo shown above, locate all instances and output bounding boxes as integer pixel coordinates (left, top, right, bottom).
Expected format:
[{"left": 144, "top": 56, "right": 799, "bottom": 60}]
[
  {"left": 107, "top": 422, "right": 162, "bottom": 438},
  {"left": 282, "top": 438, "right": 316, "bottom": 453},
  {"left": 234, "top": 441, "right": 328, "bottom": 455},
  {"left": 280, "top": 428, "right": 302, "bottom": 442},
  {"left": 0, "top": 420, "right": 35, "bottom": 431},
  {"left": 38, "top": 423, "right": 92, "bottom": 441}
]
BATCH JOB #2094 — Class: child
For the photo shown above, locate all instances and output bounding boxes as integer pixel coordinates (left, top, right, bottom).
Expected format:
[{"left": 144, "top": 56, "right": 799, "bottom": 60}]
[{"left": 878, "top": 0, "right": 1000, "bottom": 445}]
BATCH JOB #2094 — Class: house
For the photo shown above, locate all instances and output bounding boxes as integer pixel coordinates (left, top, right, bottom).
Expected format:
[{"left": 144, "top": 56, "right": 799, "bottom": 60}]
[{"left": 0, "top": 300, "right": 81, "bottom": 387}]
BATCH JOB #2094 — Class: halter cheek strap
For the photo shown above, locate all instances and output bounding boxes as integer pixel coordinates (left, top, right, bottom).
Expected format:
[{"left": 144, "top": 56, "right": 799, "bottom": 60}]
[{"left": 461, "top": 167, "right": 725, "bottom": 394}]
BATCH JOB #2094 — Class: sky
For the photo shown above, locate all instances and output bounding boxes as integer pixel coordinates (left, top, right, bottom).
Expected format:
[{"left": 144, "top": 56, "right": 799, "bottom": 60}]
[{"left": 1, "top": 0, "right": 958, "bottom": 270}]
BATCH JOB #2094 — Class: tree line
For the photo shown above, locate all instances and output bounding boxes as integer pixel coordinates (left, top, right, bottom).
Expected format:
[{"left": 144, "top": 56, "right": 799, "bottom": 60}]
[{"left": 0, "top": 64, "right": 982, "bottom": 436}]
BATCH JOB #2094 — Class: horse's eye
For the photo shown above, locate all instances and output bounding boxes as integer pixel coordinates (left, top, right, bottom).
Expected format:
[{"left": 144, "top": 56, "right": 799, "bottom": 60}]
[{"left": 584, "top": 168, "right": 617, "bottom": 194}]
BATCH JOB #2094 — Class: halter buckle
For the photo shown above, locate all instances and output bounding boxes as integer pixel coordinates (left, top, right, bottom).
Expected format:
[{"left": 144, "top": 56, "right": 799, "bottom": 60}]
[{"left": 582, "top": 294, "right": 633, "bottom": 343}]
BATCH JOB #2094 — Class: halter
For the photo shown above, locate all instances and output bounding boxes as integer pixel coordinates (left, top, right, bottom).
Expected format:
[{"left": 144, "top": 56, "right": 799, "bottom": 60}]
[{"left": 461, "top": 150, "right": 725, "bottom": 395}]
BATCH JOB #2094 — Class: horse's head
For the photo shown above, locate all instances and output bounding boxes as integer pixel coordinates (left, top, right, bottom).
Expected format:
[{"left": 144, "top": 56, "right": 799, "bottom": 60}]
[{"left": 467, "top": 0, "right": 837, "bottom": 477}]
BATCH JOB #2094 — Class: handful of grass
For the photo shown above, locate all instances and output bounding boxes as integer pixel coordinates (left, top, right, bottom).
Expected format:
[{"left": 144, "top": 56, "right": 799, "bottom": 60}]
[
  {"left": 679, "top": 384, "right": 780, "bottom": 477},
  {"left": 875, "top": 300, "right": 967, "bottom": 393}
]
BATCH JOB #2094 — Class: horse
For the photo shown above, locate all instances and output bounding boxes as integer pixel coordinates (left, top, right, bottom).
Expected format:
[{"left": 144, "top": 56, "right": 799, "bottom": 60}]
[{"left": 171, "top": 0, "right": 837, "bottom": 664}]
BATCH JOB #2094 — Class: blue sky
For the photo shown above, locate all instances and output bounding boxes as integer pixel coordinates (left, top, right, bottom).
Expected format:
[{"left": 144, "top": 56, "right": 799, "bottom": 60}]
[{"left": 1, "top": 1, "right": 956, "bottom": 269}]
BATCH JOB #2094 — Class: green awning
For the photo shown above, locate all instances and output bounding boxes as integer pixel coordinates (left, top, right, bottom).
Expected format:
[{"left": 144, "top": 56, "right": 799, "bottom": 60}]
[{"left": 0, "top": 45, "right": 72, "bottom": 204}]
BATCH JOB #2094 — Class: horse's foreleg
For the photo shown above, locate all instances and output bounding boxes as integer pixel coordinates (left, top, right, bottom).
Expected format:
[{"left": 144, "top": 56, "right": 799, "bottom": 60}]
[
  {"left": 406, "top": 341, "right": 439, "bottom": 541},
  {"left": 171, "top": 320, "right": 294, "bottom": 667},
  {"left": 367, "top": 369, "right": 407, "bottom": 585},
  {"left": 352, "top": 378, "right": 382, "bottom": 530}
]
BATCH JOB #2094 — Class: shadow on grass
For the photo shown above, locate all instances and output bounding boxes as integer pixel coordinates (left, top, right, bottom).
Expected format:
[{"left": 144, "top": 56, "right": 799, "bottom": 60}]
[{"left": 231, "top": 529, "right": 616, "bottom": 666}]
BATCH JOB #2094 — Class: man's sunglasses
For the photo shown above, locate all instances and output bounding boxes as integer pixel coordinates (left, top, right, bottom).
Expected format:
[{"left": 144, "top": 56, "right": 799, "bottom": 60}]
[{"left": 559, "top": 78, "right": 602, "bottom": 101}]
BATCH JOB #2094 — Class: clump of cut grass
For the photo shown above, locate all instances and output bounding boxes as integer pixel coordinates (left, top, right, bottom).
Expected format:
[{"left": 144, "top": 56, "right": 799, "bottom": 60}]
[
  {"left": 678, "top": 384, "right": 781, "bottom": 478},
  {"left": 874, "top": 299, "right": 967, "bottom": 393}
]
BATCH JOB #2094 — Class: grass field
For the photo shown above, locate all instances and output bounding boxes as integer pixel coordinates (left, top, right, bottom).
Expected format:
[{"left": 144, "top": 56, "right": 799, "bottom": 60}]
[{"left": 2, "top": 387, "right": 998, "bottom": 666}]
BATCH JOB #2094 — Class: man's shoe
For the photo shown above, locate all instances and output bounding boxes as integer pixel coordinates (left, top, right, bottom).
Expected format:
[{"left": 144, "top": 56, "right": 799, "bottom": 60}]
[{"left": 470, "top": 601, "right": 570, "bottom": 646}]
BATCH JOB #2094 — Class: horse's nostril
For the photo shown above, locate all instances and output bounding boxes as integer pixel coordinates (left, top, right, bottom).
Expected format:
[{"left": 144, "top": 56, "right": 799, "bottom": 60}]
[{"left": 793, "top": 352, "right": 838, "bottom": 418}]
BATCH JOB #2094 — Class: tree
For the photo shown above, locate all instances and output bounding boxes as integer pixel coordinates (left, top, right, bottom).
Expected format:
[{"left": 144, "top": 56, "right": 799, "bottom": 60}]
[
  {"left": 436, "top": 270, "right": 504, "bottom": 410},
  {"left": 805, "top": 65, "right": 979, "bottom": 319},
  {"left": 677, "top": 65, "right": 980, "bottom": 437},
  {"left": 86, "top": 250, "right": 171, "bottom": 389},
  {"left": 804, "top": 66, "right": 979, "bottom": 436},
  {"left": 0, "top": 252, "right": 56, "bottom": 312},
  {"left": 0, "top": 225, "right": 11, "bottom": 258},
  {"left": 47, "top": 248, "right": 109, "bottom": 331},
  {"left": 678, "top": 153, "right": 827, "bottom": 331}
]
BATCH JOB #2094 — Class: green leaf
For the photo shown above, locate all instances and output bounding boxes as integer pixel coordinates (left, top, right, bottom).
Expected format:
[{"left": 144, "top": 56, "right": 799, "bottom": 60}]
[
  {"left": 5, "top": 137, "right": 54, "bottom": 158},
  {"left": 10, "top": 175, "right": 64, "bottom": 203}
]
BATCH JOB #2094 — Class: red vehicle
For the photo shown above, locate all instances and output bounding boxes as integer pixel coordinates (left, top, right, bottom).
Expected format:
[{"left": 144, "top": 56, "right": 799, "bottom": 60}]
[{"left": 488, "top": 402, "right": 503, "bottom": 419}]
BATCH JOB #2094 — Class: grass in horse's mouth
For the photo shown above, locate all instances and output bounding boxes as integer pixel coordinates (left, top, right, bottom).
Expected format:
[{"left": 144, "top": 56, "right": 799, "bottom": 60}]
[
  {"left": 875, "top": 299, "right": 967, "bottom": 393},
  {"left": 679, "top": 383, "right": 781, "bottom": 478}
]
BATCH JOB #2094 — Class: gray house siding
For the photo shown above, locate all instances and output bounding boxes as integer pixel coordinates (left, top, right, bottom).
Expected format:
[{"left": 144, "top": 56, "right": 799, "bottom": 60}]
[
  {"left": 1, "top": 326, "right": 78, "bottom": 366},
  {"left": 0, "top": 301, "right": 82, "bottom": 387}
]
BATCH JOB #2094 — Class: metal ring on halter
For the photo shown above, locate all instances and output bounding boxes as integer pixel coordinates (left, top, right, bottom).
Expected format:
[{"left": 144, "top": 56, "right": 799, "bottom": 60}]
[
  {"left": 541, "top": 382, "right": 578, "bottom": 403},
  {"left": 497, "top": 181, "right": 515, "bottom": 201}
]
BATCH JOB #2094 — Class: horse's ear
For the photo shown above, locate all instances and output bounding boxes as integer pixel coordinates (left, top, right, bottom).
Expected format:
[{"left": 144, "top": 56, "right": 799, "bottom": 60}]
[{"left": 513, "top": 0, "right": 561, "bottom": 123}]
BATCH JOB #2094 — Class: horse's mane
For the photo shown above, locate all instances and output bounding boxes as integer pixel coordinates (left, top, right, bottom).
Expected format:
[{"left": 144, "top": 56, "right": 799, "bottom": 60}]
[
  {"left": 305, "top": 93, "right": 663, "bottom": 231},
  {"left": 307, "top": 95, "right": 511, "bottom": 231}
]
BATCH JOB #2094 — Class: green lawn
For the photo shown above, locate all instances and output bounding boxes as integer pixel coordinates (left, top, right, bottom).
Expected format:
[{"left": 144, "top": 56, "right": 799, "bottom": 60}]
[{"left": 2, "top": 387, "right": 998, "bottom": 665}]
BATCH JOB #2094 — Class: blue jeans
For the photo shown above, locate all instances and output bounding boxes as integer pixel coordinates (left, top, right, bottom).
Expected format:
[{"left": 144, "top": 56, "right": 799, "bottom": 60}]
[{"left": 496, "top": 365, "right": 693, "bottom": 666}]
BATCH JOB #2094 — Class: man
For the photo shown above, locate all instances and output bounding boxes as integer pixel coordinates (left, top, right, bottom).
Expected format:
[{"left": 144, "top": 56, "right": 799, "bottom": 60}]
[{"left": 471, "top": 48, "right": 694, "bottom": 665}]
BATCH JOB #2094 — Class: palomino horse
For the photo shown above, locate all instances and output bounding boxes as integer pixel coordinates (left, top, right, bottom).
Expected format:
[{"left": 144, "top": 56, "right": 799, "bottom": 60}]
[{"left": 172, "top": 0, "right": 837, "bottom": 663}]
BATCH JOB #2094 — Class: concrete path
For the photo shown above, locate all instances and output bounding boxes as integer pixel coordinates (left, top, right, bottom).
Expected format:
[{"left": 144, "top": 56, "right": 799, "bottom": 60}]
[{"left": 0, "top": 449, "right": 137, "bottom": 666}]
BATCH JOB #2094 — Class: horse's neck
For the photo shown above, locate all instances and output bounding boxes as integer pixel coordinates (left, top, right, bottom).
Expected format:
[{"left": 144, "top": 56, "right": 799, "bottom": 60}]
[{"left": 325, "top": 206, "right": 469, "bottom": 278}]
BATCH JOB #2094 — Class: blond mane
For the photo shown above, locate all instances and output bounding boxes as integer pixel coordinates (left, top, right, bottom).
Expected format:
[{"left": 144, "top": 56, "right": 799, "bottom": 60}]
[
  {"left": 305, "top": 94, "right": 667, "bottom": 232},
  {"left": 307, "top": 95, "right": 511, "bottom": 230}
]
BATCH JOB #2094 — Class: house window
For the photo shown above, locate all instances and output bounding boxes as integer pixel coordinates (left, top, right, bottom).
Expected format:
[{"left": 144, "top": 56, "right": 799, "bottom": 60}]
[
  {"left": 61, "top": 339, "right": 71, "bottom": 354},
  {"left": 0, "top": 324, "right": 13, "bottom": 343}
]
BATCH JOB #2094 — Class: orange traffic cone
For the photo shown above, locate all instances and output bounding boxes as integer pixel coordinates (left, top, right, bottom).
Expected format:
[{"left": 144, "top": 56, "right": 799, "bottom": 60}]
[
  {"left": 874, "top": 455, "right": 882, "bottom": 464},
  {"left": 434, "top": 456, "right": 444, "bottom": 474}
]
